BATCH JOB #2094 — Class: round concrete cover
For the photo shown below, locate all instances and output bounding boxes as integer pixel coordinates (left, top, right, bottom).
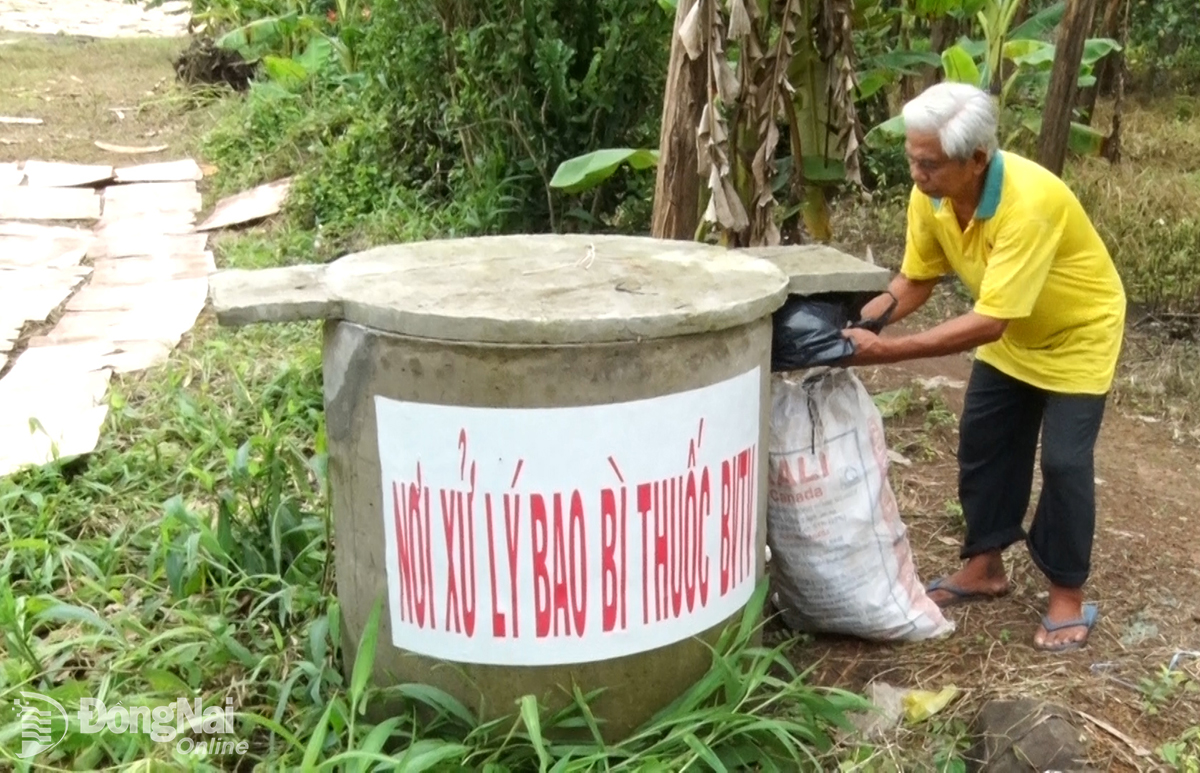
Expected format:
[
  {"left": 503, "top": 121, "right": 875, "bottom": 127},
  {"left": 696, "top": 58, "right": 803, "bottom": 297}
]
[{"left": 323, "top": 234, "right": 790, "bottom": 344}]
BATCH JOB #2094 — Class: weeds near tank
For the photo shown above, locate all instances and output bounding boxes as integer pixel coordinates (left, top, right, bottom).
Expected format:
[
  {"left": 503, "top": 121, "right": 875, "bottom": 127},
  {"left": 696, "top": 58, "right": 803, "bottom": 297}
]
[
  {"left": 0, "top": 320, "right": 862, "bottom": 769},
  {"left": 251, "top": 582, "right": 870, "bottom": 769},
  {"left": 288, "top": 582, "right": 870, "bottom": 771}
]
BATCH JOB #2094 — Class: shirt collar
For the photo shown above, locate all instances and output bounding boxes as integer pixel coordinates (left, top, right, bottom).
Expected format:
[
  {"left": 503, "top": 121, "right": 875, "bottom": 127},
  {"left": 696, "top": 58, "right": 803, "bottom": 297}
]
[
  {"left": 974, "top": 150, "right": 1005, "bottom": 219},
  {"left": 931, "top": 150, "right": 1006, "bottom": 220}
]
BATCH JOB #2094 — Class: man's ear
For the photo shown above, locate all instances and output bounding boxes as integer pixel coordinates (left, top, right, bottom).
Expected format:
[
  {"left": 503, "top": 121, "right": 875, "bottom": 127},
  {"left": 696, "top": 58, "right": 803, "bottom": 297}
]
[{"left": 972, "top": 149, "right": 990, "bottom": 172}]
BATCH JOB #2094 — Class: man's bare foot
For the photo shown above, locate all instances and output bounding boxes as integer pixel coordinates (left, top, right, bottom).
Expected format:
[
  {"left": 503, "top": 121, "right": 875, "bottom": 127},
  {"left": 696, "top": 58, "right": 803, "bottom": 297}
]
[
  {"left": 1034, "top": 586, "right": 1097, "bottom": 651},
  {"left": 926, "top": 551, "right": 1011, "bottom": 607}
]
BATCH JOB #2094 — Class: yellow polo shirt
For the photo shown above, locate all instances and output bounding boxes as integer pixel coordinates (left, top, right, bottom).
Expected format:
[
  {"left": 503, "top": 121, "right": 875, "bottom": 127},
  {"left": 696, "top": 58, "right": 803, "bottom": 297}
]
[{"left": 900, "top": 150, "right": 1126, "bottom": 395}]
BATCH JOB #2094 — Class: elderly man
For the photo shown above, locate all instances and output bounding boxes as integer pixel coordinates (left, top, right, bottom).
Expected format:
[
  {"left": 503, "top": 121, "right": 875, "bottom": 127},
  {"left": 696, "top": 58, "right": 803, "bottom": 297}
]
[{"left": 843, "top": 82, "right": 1126, "bottom": 652}]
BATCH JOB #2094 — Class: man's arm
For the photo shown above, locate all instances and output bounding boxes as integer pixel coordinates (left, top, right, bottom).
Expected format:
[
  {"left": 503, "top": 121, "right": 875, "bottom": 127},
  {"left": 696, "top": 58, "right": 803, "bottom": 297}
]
[
  {"left": 859, "top": 274, "right": 938, "bottom": 327},
  {"left": 847, "top": 194, "right": 1062, "bottom": 366},
  {"left": 842, "top": 312, "right": 1007, "bottom": 365}
]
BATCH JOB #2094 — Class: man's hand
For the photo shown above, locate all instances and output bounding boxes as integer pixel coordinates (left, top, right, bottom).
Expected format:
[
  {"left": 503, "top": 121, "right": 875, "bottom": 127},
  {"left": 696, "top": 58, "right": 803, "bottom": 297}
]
[
  {"left": 840, "top": 311, "right": 1008, "bottom": 366},
  {"left": 841, "top": 327, "right": 891, "bottom": 365}
]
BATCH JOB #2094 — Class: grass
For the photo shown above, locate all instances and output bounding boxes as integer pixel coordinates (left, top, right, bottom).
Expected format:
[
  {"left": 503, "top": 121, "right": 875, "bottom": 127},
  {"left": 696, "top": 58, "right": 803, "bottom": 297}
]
[
  {"left": 1159, "top": 725, "right": 1200, "bottom": 773},
  {"left": 0, "top": 318, "right": 328, "bottom": 766},
  {"left": 1076, "top": 96, "right": 1200, "bottom": 440},
  {"left": 1069, "top": 95, "right": 1200, "bottom": 322}
]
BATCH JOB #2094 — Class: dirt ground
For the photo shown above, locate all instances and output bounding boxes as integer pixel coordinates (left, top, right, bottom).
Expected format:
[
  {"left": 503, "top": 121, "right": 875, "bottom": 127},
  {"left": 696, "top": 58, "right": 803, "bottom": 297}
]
[
  {"left": 0, "top": 32, "right": 220, "bottom": 168},
  {"left": 789, "top": 314, "right": 1200, "bottom": 770}
]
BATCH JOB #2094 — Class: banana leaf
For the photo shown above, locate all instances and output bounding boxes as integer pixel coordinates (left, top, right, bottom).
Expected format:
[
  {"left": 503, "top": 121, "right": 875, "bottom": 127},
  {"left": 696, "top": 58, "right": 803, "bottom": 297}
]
[
  {"left": 549, "top": 148, "right": 660, "bottom": 194},
  {"left": 1021, "top": 116, "right": 1109, "bottom": 156}
]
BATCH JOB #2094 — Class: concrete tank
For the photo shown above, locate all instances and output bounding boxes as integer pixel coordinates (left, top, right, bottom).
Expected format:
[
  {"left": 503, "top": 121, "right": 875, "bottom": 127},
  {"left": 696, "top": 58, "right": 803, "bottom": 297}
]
[{"left": 208, "top": 234, "right": 791, "bottom": 739}]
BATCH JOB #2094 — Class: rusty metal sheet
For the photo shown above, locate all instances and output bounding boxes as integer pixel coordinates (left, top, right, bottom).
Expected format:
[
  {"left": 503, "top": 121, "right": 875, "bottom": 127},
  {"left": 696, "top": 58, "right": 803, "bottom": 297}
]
[
  {"left": 90, "top": 252, "right": 215, "bottom": 285},
  {"left": 0, "top": 343, "right": 113, "bottom": 476},
  {"left": 113, "top": 159, "right": 203, "bottom": 184},
  {"left": 86, "top": 231, "right": 208, "bottom": 260},
  {"left": 101, "top": 181, "right": 202, "bottom": 219},
  {"left": 23, "top": 160, "right": 115, "bottom": 188},
  {"left": 0, "top": 186, "right": 101, "bottom": 220},
  {"left": 197, "top": 178, "right": 291, "bottom": 231}
]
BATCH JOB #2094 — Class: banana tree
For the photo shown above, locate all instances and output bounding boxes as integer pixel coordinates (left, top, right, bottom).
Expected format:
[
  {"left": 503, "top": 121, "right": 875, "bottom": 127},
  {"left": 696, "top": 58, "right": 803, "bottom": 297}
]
[
  {"left": 776, "top": 0, "right": 864, "bottom": 243},
  {"left": 863, "top": 0, "right": 1121, "bottom": 157},
  {"left": 864, "top": 0, "right": 1048, "bottom": 138},
  {"left": 551, "top": 0, "right": 868, "bottom": 247},
  {"left": 976, "top": 0, "right": 1023, "bottom": 90},
  {"left": 853, "top": 0, "right": 979, "bottom": 105}
]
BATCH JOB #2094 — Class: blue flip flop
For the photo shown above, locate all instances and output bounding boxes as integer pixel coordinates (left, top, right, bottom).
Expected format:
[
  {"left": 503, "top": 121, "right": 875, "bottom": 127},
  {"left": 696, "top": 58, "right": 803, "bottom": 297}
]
[
  {"left": 1036, "top": 602, "right": 1100, "bottom": 652},
  {"left": 925, "top": 576, "right": 1010, "bottom": 608}
]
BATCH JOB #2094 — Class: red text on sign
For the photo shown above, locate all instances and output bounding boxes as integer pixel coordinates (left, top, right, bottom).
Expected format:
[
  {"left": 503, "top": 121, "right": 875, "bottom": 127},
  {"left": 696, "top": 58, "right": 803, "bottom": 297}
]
[
  {"left": 389, "top": 424, "right": 759, "bottom": 645},
  {"left": 600, "top": 486, "right": 628, "bottom": 633},
  {"left": 637, "top": 462, "right": 712, "bottom": 625},
  {"left": 532, "top": 492, "right": 588, "bottom": 639},
  {"left": 720, "top": 447, "right": 756, "bottom": 596},
  {"left": 393, "top": 468, "right": 437, "bottom": 630},
  {"left": 484, "top": 491, "right": 523, "bottom": 638}
]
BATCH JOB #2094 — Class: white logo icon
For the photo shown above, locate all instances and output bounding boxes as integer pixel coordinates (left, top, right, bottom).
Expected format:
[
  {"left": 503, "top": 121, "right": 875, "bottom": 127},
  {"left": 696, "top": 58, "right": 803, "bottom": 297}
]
[
  {"left": 9, "top": 692, "right": 248, "bottom": 759},
  {"left": 15, "top": 691, "right": 68, "bottom": 760}
]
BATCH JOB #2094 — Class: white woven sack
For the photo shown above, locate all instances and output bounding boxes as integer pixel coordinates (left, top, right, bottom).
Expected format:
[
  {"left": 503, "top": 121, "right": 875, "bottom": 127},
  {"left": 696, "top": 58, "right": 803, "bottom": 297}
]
[{"left": 767, "top": 369, "right": 954, "bottom": 641}]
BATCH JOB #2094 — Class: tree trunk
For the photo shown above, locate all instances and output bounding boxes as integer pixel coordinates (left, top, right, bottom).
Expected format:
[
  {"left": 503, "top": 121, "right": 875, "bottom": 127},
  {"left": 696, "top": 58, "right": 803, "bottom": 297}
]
[
  {"left": 1076, "top": 0, "right": 1124, "bottom": 122},
  {"left": 898, "top": 17, "right": 917, "bottom": 103},
  {"left": 1011, "top": 0, "right": 1029, "bottom": 28},
  {"left": 1037, "top": 0, "right": 1099, "bottom": 176},
  {"left": 921, "top": 16, "right": 960, "bottom": 90},
  {"left": 1101, "top": 0, "right": 1132, "bottom": 163},
  {"left": 650, "top": 0, "right": 707, "bottom": 241}
]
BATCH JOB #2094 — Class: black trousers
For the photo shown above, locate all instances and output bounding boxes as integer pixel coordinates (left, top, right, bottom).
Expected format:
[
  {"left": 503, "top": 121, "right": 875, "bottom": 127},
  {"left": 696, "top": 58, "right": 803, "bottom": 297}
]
[{"left": 958, "top": 360, "right": 1108, "bottom": 588}]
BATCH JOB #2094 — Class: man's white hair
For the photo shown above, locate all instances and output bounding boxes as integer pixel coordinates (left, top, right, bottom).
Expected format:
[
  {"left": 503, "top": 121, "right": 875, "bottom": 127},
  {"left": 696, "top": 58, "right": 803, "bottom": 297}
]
[{"left": 902, "top": 82, "right": 998, "bottom": 161}]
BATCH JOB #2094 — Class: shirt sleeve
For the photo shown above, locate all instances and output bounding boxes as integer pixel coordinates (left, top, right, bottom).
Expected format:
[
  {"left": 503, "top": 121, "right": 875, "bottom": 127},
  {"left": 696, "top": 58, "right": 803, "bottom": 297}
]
[
  {"left": 974, "top": 201, "right": 1066, "bottom": 319},
  {"left": 899, "top": 186, "right": 951, "bottom": 281}
]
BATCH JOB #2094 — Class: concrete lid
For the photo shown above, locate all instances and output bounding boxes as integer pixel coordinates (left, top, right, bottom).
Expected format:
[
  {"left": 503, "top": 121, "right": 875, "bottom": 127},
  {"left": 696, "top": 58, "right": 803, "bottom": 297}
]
[
  {"left": 741, "top": 244, "right": 892, "bottom": 294},
  {"left": 208, "top": 234, "right": 791, "bottom": 344}
]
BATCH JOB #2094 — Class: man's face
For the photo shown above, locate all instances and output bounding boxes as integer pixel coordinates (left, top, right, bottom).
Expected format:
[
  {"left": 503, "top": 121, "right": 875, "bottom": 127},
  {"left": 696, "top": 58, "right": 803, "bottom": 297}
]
[{"left": 904, "top": 131, "right": 986, "bottom": 200}]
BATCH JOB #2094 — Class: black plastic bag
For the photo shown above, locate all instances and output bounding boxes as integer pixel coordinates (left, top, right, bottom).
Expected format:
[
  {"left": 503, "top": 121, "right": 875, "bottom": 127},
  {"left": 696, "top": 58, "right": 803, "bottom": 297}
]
[
  {"left": 770, "top": 296, "right": 856, "bottom": 372},
  {"left": 770, "top": 292, "right": 898, "bottom": 372}
]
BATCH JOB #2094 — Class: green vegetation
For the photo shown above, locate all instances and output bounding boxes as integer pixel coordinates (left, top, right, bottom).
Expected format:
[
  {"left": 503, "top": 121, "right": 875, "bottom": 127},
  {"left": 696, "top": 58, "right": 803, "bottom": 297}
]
[
  {"left": 1159, "top": 725, "right": 1200, "bottom": 773},
  {"left": 198, "top": 0, "right": 671, "bottom": 258},
  {"left": 1128, "top": 0, "right": 1200, "bottom": 90},
  {"left": 863, "top": 0, "right": 1120, "bottom": 156}
]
